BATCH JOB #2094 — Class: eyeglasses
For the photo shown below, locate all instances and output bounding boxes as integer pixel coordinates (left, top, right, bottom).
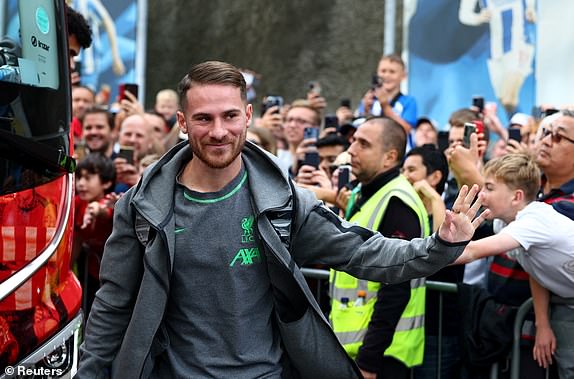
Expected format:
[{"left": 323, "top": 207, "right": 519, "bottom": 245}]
[
  {"left": 541, "top": 127, "right": 574, "bottom": 145},
  {"left": 285, "top": 117, "right": 314, "bottom": 126}
]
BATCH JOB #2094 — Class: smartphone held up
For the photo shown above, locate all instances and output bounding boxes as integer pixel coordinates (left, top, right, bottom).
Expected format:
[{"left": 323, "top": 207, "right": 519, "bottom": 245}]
[
  {"left": 261, "top": 95, "right": 284, "bottom": 116},
  {"left": 437, "top": 131, "right": 449, "bottom": 153},
  {"left": 463, "top": 122, "right": 477, "bottom": 148},
  {"left": 371, "top": 75, "right": 383, "bottom": 91},
  {"left": 308, "top": 81, "right": 322, "bottom": 95},
  {"left": 303, "top": 151, "right": 320, "bottom": 169},
  {"left": 508, "top": 128, "right": 521, "bottom": 143},
  {"left": 304, "top": 127, "right": 320, "bottom": 141},
  {"left": 118, "top": 83, "right": 139, "bottom": 101},
  {"left": 324, "top": 115, "right": 338, "bottom": 131},
  {"left": 472, "top": 96, "right": 484, "bottom": 113},
  {"left": 118, "top": 145, "right": 135, "bottom": 165},
  {"left": 337, "top": 165, "right": 351, "bottom": 191}
]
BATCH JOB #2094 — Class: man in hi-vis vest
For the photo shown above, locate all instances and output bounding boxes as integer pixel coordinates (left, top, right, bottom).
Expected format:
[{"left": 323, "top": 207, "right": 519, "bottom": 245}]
[{"left": 330, "top": 117, "right": 430, "bottom": 379}]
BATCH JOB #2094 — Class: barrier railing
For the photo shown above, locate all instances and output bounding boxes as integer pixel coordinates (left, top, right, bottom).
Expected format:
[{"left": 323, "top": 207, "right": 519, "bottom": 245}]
[
  {"left": 511, "top": 298, "right": 534, "bottom": 379},
  {"left": 300, "top": 267, "right": 538, "bottom": 379}
]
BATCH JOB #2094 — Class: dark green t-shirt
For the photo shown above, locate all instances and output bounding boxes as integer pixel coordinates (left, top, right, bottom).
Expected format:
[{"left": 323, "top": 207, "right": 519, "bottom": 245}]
[{"left": 154, "top": 162, "right": 282, "bottom": 378}]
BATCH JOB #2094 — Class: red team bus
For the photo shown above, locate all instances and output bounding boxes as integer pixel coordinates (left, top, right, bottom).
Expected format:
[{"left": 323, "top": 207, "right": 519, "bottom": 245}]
[{"left": 0, "top": 0, "right": 83, "bottom": 377}]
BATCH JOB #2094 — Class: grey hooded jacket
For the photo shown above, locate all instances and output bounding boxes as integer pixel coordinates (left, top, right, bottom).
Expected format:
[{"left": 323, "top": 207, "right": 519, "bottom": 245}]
[{"left": 77, "top": 141, "right": 467, "bottom": 378}]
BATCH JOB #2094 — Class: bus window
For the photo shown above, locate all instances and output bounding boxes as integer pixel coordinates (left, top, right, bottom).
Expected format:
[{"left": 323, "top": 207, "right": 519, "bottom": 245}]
[
  {"left": 1, "top": 0, "right": 72, "bottom": 190},
  {"left": 1, "top": 0, "right": 59, "bottom": 89}
]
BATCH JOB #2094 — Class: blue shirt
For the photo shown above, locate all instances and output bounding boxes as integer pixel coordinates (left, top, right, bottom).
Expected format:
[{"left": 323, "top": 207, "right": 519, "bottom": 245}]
[{"left": 356, "top": 92, "right": 418, "bottom": 149}]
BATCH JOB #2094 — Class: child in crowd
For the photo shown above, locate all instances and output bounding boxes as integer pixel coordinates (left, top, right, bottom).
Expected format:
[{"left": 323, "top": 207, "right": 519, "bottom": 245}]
[
  {"left": 73, "top": 153, "right": 118, "bottom": 314},
  {"left": 356, "top": 54, "right": 417, "bottom": 146},
  {"left": 455, "top": 153, "right": 574, "bottom": 378},
  {"left": 154, "top": 88, "right": 179, "bottom": 127}
]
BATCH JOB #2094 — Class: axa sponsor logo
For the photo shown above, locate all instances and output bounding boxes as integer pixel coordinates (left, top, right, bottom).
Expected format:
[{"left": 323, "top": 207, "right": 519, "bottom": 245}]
[{"left": 229, "top": 247, "right": 261, "bottom": 267}]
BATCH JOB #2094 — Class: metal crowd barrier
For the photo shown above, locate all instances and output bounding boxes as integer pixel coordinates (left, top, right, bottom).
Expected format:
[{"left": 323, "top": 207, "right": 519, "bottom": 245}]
[
  {"left": 300, "top": 267, "right": 538, "bottom": 379},
  {"left": 511, "top": 298, "right": 534, "bottom": 379}
]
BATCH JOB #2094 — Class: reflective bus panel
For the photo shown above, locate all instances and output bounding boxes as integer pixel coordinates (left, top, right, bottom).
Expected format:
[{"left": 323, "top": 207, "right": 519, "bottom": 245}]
[{"left": 1, "top": 0, "right": 81, "bottom": 375}]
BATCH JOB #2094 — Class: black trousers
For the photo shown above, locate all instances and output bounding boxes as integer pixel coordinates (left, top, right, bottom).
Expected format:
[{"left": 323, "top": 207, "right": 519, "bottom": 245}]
[{"left": 375, "top": 356, "right": 410, "bottom": 379}]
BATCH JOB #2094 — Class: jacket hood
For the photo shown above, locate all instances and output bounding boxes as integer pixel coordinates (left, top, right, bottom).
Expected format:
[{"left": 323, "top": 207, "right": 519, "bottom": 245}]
[{"left": 131, "top": 140, "right": 293, "bottom": 227}]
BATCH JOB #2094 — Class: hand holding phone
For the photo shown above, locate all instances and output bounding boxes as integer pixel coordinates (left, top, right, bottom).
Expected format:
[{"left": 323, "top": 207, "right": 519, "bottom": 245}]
[
  {"left": 118, "top": 145, "right": 135, "bottom": 165},
  {"left": 324, "top": 115, "right": 338, "bottom": 131},
  {"left": 463, "top": 122, "right": 476, "bottom": 148},
  {"left": 119, "top": 83, "right": 139, "bottom": 101},
  {"left": 371, "top": 75, "right": 383, "bottom": 90},
  {"left": 472, "top": 96, "right": 484, "bottom": 113},
  {"left": 473, "top": 120, "right": 484, "bottom": 135},
  {"left": 437, "top": 131, "right": 450, "bottom": 153},
  {"left": 337, "top": 165, "right": 351, "bottom": 191},
  {"left": 508, "top": 128, "right": 521, "bottom": 143},
  {"left": 308, "top": 81, "right": 321, "bottom": 95},
  {"left": 261, "top": 95, "right": 284, "bottom": 116},
  {"left": 304, "top": 127, "right": 320, "bottom": 141},
  {"left": 303, "top": 151, "right": 320, "bottom": 169}
]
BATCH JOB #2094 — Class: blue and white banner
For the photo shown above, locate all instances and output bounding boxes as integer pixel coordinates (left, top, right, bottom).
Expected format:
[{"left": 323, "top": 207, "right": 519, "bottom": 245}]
[
  {"left": 71, "top": 0, "right": 145, "bottom": 105},
  {"left": 405, "top": 0, "right": 539, "bottom": 128}
]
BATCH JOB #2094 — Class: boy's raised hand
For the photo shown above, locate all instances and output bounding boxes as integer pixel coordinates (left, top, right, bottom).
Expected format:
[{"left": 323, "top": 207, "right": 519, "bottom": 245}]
[{"left": 438, "top": 184, "right": 490, "bottom": 243}]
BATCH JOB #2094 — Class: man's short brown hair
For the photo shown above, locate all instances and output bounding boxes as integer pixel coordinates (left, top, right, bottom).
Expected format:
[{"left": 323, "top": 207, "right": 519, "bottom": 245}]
[
  {"left": 448, "top": 108, "right": 479, "bottom": 129},
  {"left": 82, "top": 106, "right": 113, "bottom": 130},
  {"left": 177, "top": 61, "right": 246, "bottom": 111},
  {"left": 482, "top": 153, "right": 541, "bottom": 201}
]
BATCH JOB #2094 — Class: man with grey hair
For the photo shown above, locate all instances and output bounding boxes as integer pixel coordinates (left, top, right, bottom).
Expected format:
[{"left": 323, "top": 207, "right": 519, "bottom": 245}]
[
  {"left": 77, "top": 60, "right": 488, "bottom": 378},
  {"left": 536, "top": 109, "right": 574, "bottom": 219}
]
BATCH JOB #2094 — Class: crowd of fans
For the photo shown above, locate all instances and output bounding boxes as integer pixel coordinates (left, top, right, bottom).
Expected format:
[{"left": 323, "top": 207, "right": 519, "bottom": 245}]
[{"left": 70, "top": 52, "right": 574, "bottom": 378}]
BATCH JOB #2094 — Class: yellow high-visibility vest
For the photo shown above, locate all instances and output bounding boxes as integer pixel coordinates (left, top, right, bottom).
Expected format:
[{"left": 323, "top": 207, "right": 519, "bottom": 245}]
[{"left": 330, "top": 175, "right": 430, "bottom": 367}]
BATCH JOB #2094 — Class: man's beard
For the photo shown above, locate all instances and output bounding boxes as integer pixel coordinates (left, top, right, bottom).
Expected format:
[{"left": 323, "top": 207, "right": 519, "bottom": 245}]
[
  {"left": 87, "top": 140, "right": 110, "bottom": 155},
  {"left": 189, "top": 131, "right": 246, "bottom": 169}
]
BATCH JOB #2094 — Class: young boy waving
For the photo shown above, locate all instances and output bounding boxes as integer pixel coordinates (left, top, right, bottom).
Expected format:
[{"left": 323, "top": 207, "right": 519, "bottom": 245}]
[{"left": 455, "top": 153, "right": 574, "bottom": 378}]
